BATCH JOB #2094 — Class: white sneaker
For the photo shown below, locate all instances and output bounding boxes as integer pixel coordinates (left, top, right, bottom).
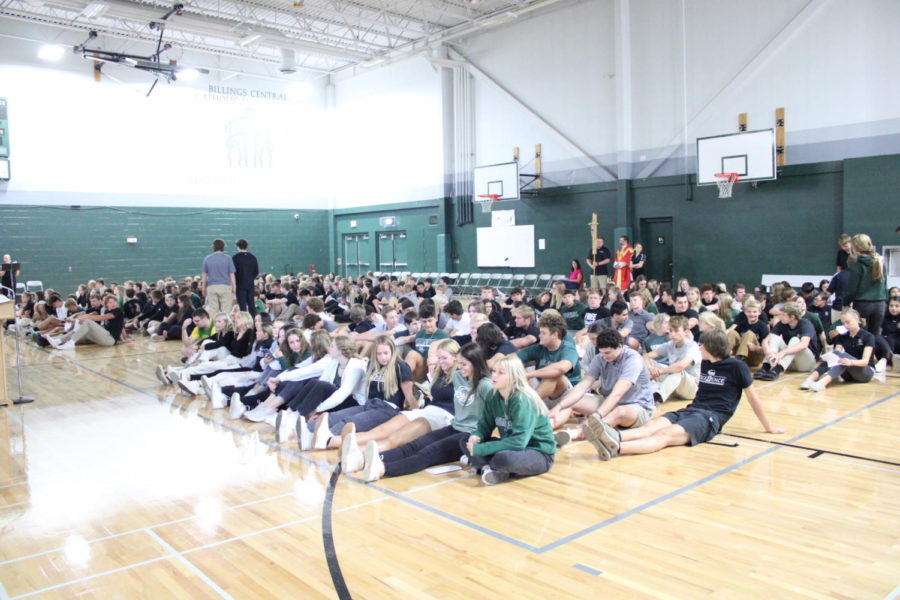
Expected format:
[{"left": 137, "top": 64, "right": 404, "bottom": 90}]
[
  {"left": 297, "top": 416, "right": 313, "bottom": 451},
  {"left": 312, "top": 412, "right": 331, "bottom": 450},
  {"left": 178, "top": 378, "right": 201, "bottom": 396},
  {"left": 200, "top": 375, "right": 213, "bottom": 398},
  {"left": 210, "top": 383, "right": 227, "bottom": 409},
  {"left": 799, "top": 379, "right": 813, "bottom": 390},
  {"left": 808, "top": 381, "right": 826, "bottom": 392},
  {"left": 244, "top": 405, "right": 277, "bottom": 422},
  {"left": 166, "top": 367, "right": 181, "bottom": 384},
  {"left": 340, "top": 424, "right": 364, "bottom": 473},
  {"left": 45, "top": 335, "right": 62, "bottom": 348},
  {"left": 554, "top": 429, "right": 575, "bottom": 447},
  {"left": 874, "top": 358, "right": 887, "bottom": 373},
  {"left": 263, "top": 412, "right": 278, "bottom": 427},
  {"left": 155, "top": 365, "right": 169, "bottom": 386},
  {"left": 361, "top": 440, "right": 385, "bottom": 482},
  {"left": 228, "top": 394, "right": 246, "bottom": 419},
  {"left": 276, "top": 410, "right": 299, "bottom": 443},
  {"left": 56, "top": 340, "right": 76, "bottom": 351}
]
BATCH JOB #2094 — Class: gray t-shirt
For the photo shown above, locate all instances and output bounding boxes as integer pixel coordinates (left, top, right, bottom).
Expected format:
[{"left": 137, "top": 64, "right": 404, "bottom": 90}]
[
  {"left": 654, "top": 339, "right": 702, "bottom": 380},
  {"left": 202, "top": 252, "right": 236, "bottom": 286},
  {"left": 586, "top": 346, "right": 655, "bottom": 414},
  {"left": 628, "top": 309, "right": 654, "bottom": 341}
]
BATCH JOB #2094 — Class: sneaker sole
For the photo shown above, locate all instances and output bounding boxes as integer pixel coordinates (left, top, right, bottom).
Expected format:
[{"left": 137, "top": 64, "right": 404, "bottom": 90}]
[
  {"left": 275, "top": 412, "right": 284, "bottom": 442},
  {"left": 583, "top": 416, "right": 614, "bottom": 461},
  {"left": 554, "top": 431, "right": 572, "bottom": 448},
  {"left": 361, "top": 441, "right": 382, "bottom": 481},
  {"left": 177, "top": 381, "right": 196, "bottom": 396}
]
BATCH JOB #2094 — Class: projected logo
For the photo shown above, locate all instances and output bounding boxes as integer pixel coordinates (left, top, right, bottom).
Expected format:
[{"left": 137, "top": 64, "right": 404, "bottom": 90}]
[{"left": 225, "top": 108, "right": 274, "bottom": 169}]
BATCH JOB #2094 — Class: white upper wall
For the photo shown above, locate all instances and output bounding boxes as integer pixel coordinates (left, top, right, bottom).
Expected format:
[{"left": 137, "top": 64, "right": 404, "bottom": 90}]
[
  {"left": 0, "top": 25, "right": 333, "bottom": 208},
  {"left": 461, "top": 0, "right": 616, "bottom": 182},
  {"left": 1, "top": 0, "right": 898, "bottom": 207},
  {"left": 331, "top": 58, "right": 444, "bottom": 208}
]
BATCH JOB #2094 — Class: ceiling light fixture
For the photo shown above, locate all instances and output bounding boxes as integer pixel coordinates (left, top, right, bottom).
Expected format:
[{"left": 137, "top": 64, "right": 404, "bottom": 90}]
[
  {"left": 237, "top": 33, "right": 262, "bottom": 47},
  {"left": 79, "top": 1, "right": 109, "bottom": 19}
]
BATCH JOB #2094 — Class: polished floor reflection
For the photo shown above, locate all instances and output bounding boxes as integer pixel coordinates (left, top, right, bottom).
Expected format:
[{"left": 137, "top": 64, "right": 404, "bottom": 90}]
[{"left": 1, "top": 337, "right": 898, "bottom": 599}]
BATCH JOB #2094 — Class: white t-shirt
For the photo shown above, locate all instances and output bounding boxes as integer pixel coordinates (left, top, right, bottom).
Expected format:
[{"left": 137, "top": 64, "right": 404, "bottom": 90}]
[{"left": 445, "top": 313, "right": 470, "bottom": 333}]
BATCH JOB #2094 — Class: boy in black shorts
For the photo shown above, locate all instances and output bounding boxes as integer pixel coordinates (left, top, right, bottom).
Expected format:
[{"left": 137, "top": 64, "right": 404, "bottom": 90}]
[{"left": 584, "top": 329, "right": 784, "bottom": 459}]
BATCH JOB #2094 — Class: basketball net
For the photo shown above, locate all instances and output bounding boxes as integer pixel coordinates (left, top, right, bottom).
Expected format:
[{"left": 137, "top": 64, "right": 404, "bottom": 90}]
[
  {"left": 476, "top": 194, "right": 499, "bottom": 213},
  {"left": 714, "top": 172, "right": 740, "bottom": 198}
]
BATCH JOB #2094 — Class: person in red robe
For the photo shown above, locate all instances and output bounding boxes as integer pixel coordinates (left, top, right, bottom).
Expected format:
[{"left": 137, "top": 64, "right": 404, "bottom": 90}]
[{"left": 613, "top": 236, "right": 634, "bottom": 290}]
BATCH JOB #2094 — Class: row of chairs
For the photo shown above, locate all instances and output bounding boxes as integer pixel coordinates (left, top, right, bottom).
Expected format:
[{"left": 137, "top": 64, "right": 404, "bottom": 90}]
[
  {"left": 371, "top": 271, "right": 564, "bottom": 298},
  {"left": 13, "top": 281, "right": 44, "bottom": 294}
]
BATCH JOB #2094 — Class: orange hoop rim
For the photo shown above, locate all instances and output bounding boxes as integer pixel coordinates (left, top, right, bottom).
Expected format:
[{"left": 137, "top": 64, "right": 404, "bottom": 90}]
[
  {"left": 476, "top": 194, "right": 500, "bottom": 202},
  {"left": 714, "top": 172, "right": 740, "bottom": 182}
]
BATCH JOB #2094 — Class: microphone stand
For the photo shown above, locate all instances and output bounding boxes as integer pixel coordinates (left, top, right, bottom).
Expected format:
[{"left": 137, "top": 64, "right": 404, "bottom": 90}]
[{"left": 2, "top": 284, "right": 34, "bottom": 405}]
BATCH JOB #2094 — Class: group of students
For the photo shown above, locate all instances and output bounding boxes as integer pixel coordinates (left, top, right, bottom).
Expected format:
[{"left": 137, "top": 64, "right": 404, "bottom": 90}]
[{"left": 23, "top": 230, "right": 897, "bottom": 485}]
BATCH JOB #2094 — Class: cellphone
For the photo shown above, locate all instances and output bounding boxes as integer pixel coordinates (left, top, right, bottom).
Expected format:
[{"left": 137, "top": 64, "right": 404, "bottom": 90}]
[{"left": 835, "top": 325, "right": 848, "bottom": 335}]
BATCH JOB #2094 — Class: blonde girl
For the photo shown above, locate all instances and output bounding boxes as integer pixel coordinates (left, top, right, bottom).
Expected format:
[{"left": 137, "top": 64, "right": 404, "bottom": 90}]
[
  {"left": 336, "top": 339, "right": 461, "bottom": 472},
  {"left": 462, "top": 355, "right": 556, "bottom": 485}
]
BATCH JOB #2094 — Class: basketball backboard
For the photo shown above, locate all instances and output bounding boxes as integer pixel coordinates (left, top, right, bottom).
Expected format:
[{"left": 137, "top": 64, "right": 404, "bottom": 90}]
[
  {"left": 696, "top": 129, "right": 776, "bottom": 185},
  {"left": 473, "top": 161, "right": 519, "bottom": 202}
]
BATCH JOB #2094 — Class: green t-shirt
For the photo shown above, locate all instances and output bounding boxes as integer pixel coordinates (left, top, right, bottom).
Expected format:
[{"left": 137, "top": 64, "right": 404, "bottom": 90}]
[
  {"left": 473, "top": 389, "right": 556, "bottom": 457},
  {"left": 559, "top": 302, "right": 588, "bottom": 330},
  {"left": 415, "top": 328, "right": 450, "bottom": 356},
  {"left": 517, "top": 336, "right": 582, "bottom": 384},
  {"left": 450, "top": 372, "right": 493, "bottom": 434},
  {"left": 803, "top": 312, "right": 824, "bottom": 336},
  {"left": 643, "top": 332, "right": 669, "bottom": 359}
]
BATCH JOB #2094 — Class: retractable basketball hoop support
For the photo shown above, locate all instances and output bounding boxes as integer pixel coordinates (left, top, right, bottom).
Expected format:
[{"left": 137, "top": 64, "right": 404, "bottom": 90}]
[{"left": 512, "top": 144, "right": 542, "bottom": 192}]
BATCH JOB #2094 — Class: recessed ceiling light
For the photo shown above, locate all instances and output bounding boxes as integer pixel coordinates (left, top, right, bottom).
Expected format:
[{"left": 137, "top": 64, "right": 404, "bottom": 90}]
[
  {"left": 237, "top": 33, "right": 262, "bottom": 47},
  {"left": 176, "top": 68, "right": 200, "bottom": 81}
]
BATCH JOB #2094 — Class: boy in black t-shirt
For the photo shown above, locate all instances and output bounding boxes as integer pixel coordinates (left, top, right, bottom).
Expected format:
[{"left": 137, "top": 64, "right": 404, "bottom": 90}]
[
  {"left": 584, "top": 329, "right": 784, "bottom": 459},
  {"left": 505, "top": 304, "right": 540, "bottom": 349},
  {"left": 726, "top": 298, "right": 769, "bottom": 366},
  {"left": 755, "top": 302, "right": 818, "bottom": 381},
  {"left": 46, "top": 295, "right": 123, "bottom": 349},
  {"left": 673, "top": 293, "right": 700, "bottom": 340}
]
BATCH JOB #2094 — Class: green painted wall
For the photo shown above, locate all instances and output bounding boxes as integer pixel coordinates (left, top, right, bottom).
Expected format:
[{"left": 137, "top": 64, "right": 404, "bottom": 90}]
[
  {"left": 0, "top": 206, "right": 329, "bottom": 294},
  {"left": 3, "top": 154, "right": 895, "bottom": 295}
]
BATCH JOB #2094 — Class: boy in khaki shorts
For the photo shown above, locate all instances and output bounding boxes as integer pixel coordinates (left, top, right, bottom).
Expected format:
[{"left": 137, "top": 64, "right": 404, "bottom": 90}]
[{"left": 549, "top": 328, "right": 656, "bottom": 445}]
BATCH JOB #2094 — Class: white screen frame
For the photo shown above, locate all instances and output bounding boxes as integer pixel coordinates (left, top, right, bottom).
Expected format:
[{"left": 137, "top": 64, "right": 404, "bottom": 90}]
[
  {"left": 696, "top": 129, "right": 776, "bottom": 185},
  {"left": 476, "top": 225, "right": 534, "bottom": 268}
]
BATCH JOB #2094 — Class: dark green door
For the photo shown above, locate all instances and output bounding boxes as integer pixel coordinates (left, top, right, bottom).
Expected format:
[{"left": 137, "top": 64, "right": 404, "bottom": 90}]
[{"left": 640, "top": 217, "right": 673, "bottom": 286}]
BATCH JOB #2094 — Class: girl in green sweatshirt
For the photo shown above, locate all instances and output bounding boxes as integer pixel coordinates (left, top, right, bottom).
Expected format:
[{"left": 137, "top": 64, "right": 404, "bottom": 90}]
[{"left": 464, "top": 355, "right": 556, "bottom": 485}]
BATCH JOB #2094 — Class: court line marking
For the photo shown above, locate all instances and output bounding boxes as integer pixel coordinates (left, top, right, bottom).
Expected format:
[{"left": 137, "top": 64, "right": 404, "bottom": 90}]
[
  {"left": 535, "top": 390, "right": 899, "bottom": 553},
  {"left": 13, "top": 343, "right": 900, "bottom": 565},
  {"left": 573, "top": 563, "right": 603, "bottom": 576},
  {"left": 884, "top": 583, "right": 900, "bottom": 600},
  {"left": 145, "top": 530, "right": 234, "bottom": 600},
  {"left": 322, "top": 466, "right": 352, "bottom": 600},
  {"left": 723, "top": 432, "right": 900, "bottom": 467},
  {"left": 0, "top": 579, "right": 10, "bottom": 600}
]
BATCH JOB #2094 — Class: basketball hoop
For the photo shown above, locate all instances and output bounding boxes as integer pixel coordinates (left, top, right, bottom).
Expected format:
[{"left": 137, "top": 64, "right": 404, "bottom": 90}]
[
  {"left": 475, "top": 194, "right": 500, "bottom": 213},
  {"left": 713, "top": 172, "right": 740, "bottom": 198}
]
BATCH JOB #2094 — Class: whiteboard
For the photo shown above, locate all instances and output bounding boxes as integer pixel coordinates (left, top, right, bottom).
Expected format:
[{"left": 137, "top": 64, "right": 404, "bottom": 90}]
[{"left": 476, "top": 225, "right": 535, "bottom": 268}]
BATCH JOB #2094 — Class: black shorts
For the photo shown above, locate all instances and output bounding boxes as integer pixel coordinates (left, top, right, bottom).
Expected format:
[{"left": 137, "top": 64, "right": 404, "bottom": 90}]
[{"left": 661, "top": 407, "right": 725, "bottom": 446}]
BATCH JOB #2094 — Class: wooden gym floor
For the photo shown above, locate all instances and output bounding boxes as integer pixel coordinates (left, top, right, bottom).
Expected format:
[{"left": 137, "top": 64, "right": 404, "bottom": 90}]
[{"left": 0, "top": 336, "right": 898, "bottom": 599}]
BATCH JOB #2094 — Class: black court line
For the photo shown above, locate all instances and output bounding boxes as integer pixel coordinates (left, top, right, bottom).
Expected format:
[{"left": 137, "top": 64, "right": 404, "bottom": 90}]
[
  {"left": 322, "top": 466, "right": 352, "bottom": 600},
  {"left": 722, "top": 432, "right": 900, "bottom": 467}
]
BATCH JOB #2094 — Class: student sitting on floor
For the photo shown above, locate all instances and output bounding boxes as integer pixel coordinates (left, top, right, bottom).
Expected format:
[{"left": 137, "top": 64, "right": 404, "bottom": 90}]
[
  {"left": 45, "top": 294, "right": 124, "bottom": 349},
  {"left": 642, "top": 315, "right": 702, "bottom": 404},
  {"left": 517, "top": 310, "right": 582, "bottom": 403},
  {"left": 800, "top": 308, "right": 875, "bottom": 392},
  {"left": 334, "top": 338, "right": 461, "bottom": 472},
  {"left": 459, "top": 355, "right": 556, "bottom": 486},
  {"left": 549, "top": 328, "right": 655, "bottom": 444},
  {"left": 296, "top": 335, "right": 416, "bottom": 449},
  {"left": 755, "top": 301, "right": 819, "bottom": 381},
  {"left": 582, "top": 329, "right": 785, "bottom": 460},
  {"left": 357, "top": 343, "right": 493, "bottom": 482},
  {"left": 726, "top": 298, "right": 769, "bottom": 367}
]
